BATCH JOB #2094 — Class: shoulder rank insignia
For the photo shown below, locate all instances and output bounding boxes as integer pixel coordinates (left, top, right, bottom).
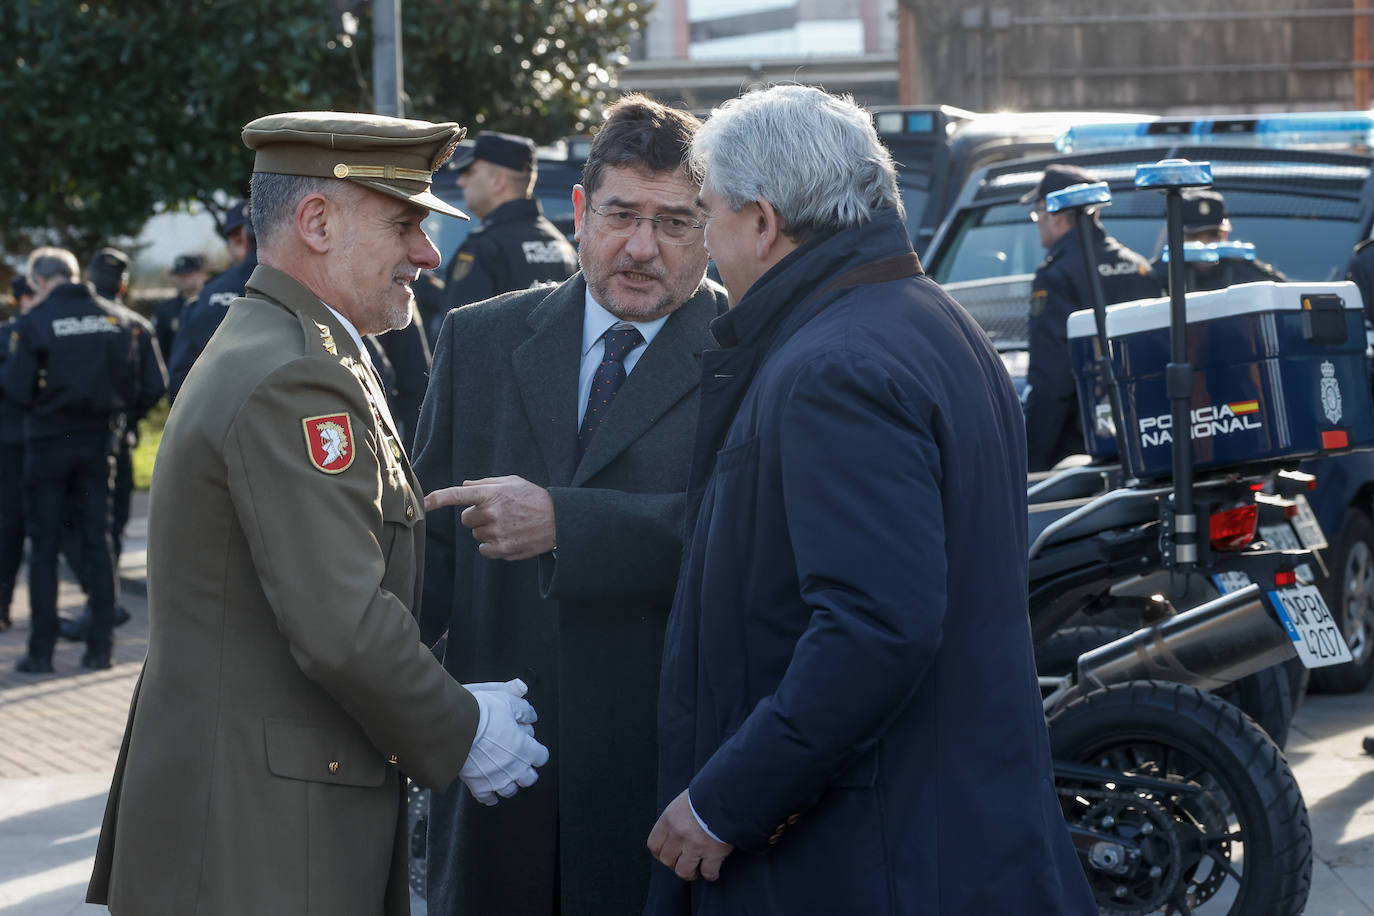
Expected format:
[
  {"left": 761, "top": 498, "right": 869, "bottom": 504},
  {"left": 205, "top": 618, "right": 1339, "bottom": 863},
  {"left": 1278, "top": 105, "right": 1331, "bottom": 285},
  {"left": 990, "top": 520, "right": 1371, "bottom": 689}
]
[
  {"left": 303, "top": 413, "right": 355, "bottom": 474},
  {"left": 314, "top": 321, "right": 338, "bottom": 356}
]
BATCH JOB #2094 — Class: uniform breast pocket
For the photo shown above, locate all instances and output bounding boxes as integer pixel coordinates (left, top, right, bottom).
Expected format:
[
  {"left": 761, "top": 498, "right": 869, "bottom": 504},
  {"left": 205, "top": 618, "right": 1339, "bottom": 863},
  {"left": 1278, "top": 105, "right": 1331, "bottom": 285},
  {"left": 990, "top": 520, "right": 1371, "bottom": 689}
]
[{"left": 263, "top": 717, "right": 386, "bottom": 787}]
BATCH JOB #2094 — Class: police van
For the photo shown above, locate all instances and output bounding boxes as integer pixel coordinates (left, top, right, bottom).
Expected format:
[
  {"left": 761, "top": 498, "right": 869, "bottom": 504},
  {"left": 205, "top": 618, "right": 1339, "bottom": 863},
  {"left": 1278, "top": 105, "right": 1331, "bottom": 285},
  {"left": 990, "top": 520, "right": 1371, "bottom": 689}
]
[
  {"left": 871, "top": 106, "right": 1157, "bottom": 255},
  {"left": 923, "top": 111, "right": 1374, "bottom": 693}
]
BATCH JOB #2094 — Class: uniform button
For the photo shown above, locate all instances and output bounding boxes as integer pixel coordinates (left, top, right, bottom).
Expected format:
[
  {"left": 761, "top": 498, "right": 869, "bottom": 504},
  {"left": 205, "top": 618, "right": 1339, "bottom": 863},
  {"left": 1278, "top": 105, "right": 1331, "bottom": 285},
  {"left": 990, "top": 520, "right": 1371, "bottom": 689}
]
[
  {"left": 328, "top": 761, "right": 340, "bottom": 775},
  {"left": 405, "top": 504, "right": 415, "bottom": 521}
]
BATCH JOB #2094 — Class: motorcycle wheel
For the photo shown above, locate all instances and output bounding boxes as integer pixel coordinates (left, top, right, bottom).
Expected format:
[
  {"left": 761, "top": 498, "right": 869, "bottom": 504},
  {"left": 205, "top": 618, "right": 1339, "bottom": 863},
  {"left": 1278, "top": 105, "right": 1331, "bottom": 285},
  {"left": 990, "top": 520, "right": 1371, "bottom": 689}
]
[
  {"left": 1036, "top": 625, "right": 1295, "bottom": 749},
  {"left": 1048, "top": 680, "right": 1311, "bottom": 916}
]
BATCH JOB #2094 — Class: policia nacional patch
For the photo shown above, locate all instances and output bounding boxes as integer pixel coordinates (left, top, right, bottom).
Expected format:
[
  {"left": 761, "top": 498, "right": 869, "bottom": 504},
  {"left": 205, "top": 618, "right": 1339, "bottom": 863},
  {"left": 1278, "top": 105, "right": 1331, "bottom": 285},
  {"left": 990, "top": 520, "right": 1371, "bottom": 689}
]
[{"left": 302, "top": 413, "right": 355, "bottom": 474}]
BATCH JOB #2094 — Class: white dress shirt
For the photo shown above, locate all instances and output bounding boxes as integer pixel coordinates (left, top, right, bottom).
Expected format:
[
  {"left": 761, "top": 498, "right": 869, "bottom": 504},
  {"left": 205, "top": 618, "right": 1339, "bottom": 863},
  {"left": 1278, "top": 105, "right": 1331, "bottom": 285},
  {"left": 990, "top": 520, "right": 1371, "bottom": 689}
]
[{"left": 577, "top": 290, "right": 670, "bottom": 426}]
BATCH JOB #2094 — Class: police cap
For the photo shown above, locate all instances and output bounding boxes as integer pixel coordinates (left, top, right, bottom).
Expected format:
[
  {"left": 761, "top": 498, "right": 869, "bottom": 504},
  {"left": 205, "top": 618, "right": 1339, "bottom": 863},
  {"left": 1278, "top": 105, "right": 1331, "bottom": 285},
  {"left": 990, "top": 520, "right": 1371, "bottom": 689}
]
[
  {"left": 1181, "top": 189, "right": 1231, "bottom": 234},
  {"left": 449, "top": 131, "right": 537, "bottom": 174},
  {"left": 221, "top": 200, "right": 253, "bottom": 239},
  {"left": 89, "top": 247, "right": 130, "bottom": 290},
  {"left": 171, "top": 254, "right": 205, "bottom": 275},
  {"left": 1019, "top": 163, "right": 1102, "bottom": 205},
  {"left": 242, "top": 111, "right": 470, "bottom": 220}
]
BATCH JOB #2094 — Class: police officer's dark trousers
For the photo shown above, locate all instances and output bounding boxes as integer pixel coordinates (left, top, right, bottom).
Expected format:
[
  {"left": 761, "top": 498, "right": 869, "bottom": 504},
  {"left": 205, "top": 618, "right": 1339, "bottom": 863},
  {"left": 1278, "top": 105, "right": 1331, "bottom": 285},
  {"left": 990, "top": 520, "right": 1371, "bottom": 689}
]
[
  {"left": 23, "top": 429, "right": 117, "bottom": 660},
  {"left": 0, "top": 441, "right": 24, "bottom": 618}
]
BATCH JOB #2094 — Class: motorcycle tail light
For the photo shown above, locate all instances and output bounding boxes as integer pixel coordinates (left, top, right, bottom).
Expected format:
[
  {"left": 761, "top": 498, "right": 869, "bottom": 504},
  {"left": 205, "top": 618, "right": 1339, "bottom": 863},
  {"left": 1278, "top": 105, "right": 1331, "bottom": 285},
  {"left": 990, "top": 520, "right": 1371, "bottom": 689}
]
[
  {"left": 1275, "top": 569, "right": 1297, "bottom": 587},
  {"left": 1210, "top": 504, "right": 1258, "bottom": 551}
]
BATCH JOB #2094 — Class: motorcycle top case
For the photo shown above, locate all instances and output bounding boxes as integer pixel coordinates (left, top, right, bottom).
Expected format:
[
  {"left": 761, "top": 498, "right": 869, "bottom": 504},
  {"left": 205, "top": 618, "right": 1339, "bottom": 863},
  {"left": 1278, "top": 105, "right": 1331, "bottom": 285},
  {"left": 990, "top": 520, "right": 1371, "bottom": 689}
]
[{"left": 1066, "top": 281, "right": 1374, "bottom": 478}]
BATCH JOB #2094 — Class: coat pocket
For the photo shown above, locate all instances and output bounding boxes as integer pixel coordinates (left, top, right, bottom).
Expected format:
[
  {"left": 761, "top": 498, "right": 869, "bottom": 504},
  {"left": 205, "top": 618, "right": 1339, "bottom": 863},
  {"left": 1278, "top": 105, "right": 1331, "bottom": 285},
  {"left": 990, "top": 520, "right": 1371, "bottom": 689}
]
[{"left": 263, "top": 717, "right": 387, "bottom": 788}]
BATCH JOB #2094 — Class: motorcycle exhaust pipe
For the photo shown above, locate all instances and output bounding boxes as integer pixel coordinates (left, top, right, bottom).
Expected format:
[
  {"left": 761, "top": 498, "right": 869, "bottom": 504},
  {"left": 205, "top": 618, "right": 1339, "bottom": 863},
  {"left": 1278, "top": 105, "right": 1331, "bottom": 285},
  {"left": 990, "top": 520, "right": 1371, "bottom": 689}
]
[{"left": 1072, "top": 583, "right": 1295, "bottom": 695}]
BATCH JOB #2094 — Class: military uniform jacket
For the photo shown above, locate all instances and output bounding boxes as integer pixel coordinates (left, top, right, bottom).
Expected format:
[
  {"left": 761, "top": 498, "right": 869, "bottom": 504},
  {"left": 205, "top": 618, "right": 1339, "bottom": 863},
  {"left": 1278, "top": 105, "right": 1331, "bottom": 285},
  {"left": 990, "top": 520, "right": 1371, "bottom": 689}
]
[
  {"left": 87, "top": 264, "right": 478, "bottom": 916},
  {"left": 442, "top": 197, "right": 577, "bottom": 314},
  {"left": 1026, "top": 223, "right": 1160, "bottom": 470},
  {"left": 414, "top": 274, "right": 727, "bottom": 916}
]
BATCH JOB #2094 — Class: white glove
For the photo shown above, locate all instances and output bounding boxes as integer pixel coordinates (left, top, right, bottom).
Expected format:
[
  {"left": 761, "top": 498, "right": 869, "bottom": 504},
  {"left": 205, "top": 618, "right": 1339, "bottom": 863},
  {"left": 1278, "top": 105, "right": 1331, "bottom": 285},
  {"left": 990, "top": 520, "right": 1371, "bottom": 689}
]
[{"left": 460, "top": 679, "right": 550, "bottom": 805}]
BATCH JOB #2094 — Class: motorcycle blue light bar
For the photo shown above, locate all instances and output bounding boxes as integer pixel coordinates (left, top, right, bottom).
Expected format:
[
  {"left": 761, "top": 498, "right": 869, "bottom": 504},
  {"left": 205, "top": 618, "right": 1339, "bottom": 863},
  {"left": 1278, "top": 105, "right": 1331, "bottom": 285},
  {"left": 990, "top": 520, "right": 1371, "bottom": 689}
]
[
  {"left": 1213, "top": 241, "right": 1257, "bottom": 262},
  {"left": 1056, "top": 110, "right": 1374, "bottom": 153},
  {"left": 1045, "top": 181, "right": 1112, "bottom": 213},
  {"left": 1160, "top": 242, "right": 1221, "bottom": 264},
  {"left": 1135, "top": 159, "right": 1213, "bottom": 189}
]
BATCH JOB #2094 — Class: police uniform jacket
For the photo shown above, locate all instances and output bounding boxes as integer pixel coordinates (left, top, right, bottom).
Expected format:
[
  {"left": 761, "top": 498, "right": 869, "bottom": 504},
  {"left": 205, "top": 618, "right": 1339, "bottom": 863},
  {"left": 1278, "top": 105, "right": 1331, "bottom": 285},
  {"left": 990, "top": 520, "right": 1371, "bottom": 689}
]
[
  {"left": 442, "top": 197, "right": 577, "bottom": 316},
  {"left": 1026, "top": 221, "right": 1160, "bottom": 471},
  {"left": 87, "top": 264, "right": 478, "bottom": 916},
  {"left": 4, "top": 282, "right": 139, "bottom": 440},
  {"left": 649, "top": 210, "right": 1096, "bottom": 915},
  {"left": 414, "top": 274, "right": 727, "bottom": 916},
  {"left": 167, "top": 247, "right": 259, "bottom": 399},
  {"left": 152, "top": 291, "right": 189, "bottom": 359},
  {"left": 0, "top": 317, "right": 26, "bottom": 447},
  {"left": 1150, "top": 253, "right": 1287, "bottom": 293}
]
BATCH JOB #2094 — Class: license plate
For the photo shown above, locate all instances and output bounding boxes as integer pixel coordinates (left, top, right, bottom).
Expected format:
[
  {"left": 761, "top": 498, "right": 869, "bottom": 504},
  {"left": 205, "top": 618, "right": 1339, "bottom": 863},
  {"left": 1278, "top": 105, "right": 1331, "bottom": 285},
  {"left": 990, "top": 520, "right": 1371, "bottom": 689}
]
[
  {"left": 1258, "top": 523, "right": 1304, "bottom": 551},
  {"left": 1212, "top": 571, "right": 1253, "bottom": 594},
  {"left": 1268, "top": 584, "right": 1353, "bottom": 668},
  {"left": 1291, "top": 495, "right": 1327, "bottom": 550}
]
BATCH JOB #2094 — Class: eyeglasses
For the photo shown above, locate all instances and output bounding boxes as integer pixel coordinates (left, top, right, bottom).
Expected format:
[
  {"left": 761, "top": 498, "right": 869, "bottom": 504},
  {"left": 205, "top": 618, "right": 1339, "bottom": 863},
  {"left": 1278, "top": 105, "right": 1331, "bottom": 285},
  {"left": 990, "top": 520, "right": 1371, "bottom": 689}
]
[{"left": 589, "top": 204, "right": 703, "bottom": 245}]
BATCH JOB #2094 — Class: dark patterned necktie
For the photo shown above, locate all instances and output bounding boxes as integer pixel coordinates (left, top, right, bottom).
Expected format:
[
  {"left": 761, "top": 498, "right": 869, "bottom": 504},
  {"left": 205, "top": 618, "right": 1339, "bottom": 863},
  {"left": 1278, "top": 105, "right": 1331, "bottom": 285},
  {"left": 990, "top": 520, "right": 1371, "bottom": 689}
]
[{"left": 578, "top": 325, "right": 644, "bottom": 455}]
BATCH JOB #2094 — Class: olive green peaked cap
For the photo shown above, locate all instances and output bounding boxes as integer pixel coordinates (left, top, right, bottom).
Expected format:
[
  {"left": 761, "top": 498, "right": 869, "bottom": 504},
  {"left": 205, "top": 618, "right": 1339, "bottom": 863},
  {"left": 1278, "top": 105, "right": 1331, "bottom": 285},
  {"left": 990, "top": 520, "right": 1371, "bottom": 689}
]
[{"left": 242, "top": 111, "right": 470, "bottom": 220}]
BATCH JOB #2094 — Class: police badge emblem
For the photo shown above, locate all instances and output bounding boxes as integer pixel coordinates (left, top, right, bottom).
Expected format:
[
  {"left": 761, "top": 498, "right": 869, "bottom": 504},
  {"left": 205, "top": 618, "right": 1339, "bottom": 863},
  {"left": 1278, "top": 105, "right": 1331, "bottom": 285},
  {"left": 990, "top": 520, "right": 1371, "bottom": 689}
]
[
  {"left": 1320, "top": 360, "right": 1343, "bottom": 424},
  {"left": 303, "top": 413, "right": 355, "bottom": 473}
]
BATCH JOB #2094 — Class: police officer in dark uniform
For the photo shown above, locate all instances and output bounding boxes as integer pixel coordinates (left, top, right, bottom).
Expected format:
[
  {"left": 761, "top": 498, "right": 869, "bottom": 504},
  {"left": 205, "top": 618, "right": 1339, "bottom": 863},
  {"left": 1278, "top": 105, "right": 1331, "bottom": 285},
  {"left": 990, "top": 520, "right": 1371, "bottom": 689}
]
[
  {"left": 167, "top": 199, "right": 257, "bottom": 400},
  {"left": 152, "top": 253, "right": 207, "bottom": 359},
  {"left": 1024, "top": 163, "right": 1162, "bottom": 471},
  {"left": 441, "top": 131, "right": 577, "bottom": 333},
  {"left": 5, "top": 247, "right": 141, "bottom": 672},
  {"left": 1149, "top": 189, "right": 1287, "bottom": 293},
  {"left": 88, "top": 248, "right": 168, "bottom": 566},
  {"left": 0, "top": 275, "right": 39, "bottom": 631}
]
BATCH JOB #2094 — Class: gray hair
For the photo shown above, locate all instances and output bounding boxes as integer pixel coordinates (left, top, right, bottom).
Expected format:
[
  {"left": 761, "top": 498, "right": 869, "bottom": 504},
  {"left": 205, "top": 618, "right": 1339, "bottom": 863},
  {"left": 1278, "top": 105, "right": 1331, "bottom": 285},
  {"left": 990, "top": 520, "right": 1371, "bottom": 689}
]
[
  {"left": 27, "top": 246, "right": 79, "bottom": 284},
  {"left": 249, "top": 172, "right": 350, "bottom": 246},
  {"left": 690, "top": 85, "right": 902, "bottom": 239}
]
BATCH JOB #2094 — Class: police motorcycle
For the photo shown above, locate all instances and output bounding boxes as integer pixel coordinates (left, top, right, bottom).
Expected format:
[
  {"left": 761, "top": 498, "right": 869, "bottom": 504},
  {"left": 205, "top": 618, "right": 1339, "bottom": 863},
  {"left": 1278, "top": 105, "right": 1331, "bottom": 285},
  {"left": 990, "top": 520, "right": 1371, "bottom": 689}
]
[{"left": 1027, "top": 160, "right": 1373, "bottom": 915}]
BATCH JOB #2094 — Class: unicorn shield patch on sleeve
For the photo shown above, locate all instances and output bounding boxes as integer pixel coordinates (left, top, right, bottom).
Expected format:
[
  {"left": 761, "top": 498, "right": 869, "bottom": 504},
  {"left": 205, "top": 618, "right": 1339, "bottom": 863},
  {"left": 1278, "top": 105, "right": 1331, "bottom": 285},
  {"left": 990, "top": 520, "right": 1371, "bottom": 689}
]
[{"left": 302, "top": 413, "right": 356, "bottom": 474}]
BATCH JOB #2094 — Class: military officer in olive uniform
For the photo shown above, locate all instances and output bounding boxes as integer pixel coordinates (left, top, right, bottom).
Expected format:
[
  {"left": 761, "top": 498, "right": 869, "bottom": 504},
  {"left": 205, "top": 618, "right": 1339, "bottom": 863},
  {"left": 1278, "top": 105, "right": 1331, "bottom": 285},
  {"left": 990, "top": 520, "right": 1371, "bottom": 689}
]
[
  {"left": 1024, "top": 163, "right": 1162, "bottom": 471},
  {"left": 1149, "top": 189, "right": 1287, "bottom": 293},
  {"left": 440, "top": 131, "right": 577, "bottom": 334},
  {"left": 88, "top": 111, "right": 549, "bottom": 916}
]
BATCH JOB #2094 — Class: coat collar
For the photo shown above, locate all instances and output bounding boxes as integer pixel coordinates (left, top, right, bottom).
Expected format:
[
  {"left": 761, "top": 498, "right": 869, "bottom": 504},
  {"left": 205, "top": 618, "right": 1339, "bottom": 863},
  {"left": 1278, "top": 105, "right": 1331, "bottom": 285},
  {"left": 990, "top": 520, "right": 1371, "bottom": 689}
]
[
  {"left": 510, "top": 273, "right": 723, "bottom": 487},
  {"left": 709, "top": 208, "right": 915, "bottom": 351}
]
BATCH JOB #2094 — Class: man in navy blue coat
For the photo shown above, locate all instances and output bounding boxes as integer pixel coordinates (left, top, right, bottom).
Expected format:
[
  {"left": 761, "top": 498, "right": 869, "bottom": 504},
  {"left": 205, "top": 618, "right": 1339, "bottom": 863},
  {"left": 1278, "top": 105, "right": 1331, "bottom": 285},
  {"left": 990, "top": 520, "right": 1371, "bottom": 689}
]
[{"left": 646, "top": 85, "right": 1097, "bottom": 915}]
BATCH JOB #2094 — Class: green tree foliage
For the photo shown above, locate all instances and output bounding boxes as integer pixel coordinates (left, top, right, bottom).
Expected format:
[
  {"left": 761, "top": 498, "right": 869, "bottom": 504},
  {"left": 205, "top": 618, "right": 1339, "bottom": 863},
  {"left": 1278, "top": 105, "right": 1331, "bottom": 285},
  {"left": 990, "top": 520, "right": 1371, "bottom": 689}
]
[
  {"left": 403, "top": 0, "right": 647, "bottom": 137},
  {"left": 0, "top": 0, "right": 647, "bottom": 261}
]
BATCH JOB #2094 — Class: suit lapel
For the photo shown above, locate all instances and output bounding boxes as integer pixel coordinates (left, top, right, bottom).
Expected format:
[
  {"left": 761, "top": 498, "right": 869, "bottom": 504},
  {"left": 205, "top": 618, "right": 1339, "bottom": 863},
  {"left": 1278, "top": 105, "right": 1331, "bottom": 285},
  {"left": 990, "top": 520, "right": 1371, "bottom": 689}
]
[
  {"left": 571, "top": 286, "right": 720, "bottom": 486},
  {"left": 512, "top": 279, "right": 585, "bottom": 487}
]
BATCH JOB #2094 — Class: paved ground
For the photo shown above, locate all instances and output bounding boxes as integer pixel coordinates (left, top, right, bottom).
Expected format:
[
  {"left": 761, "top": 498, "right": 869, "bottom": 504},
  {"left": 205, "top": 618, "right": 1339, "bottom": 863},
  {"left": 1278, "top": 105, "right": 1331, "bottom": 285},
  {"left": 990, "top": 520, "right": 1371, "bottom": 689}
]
[{"left": 5, "top": 494, "right": 1374, "bottom": 914}]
